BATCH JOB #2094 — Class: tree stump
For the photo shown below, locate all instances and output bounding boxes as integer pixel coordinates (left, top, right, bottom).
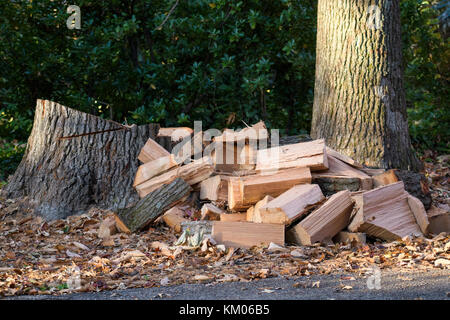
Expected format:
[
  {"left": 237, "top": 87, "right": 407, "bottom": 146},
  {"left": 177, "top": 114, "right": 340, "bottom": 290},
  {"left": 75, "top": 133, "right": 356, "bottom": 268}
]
[{"left": 3, "top": 100, "right": 160, "bottom": 220}]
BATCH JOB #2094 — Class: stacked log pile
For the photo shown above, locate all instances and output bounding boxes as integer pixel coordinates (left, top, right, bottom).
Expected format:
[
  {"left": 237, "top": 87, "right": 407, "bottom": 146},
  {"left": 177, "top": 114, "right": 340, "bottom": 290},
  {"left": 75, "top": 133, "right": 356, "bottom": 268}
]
[{"left": 115, "top": 121, "right": 445, "bottom": 248}]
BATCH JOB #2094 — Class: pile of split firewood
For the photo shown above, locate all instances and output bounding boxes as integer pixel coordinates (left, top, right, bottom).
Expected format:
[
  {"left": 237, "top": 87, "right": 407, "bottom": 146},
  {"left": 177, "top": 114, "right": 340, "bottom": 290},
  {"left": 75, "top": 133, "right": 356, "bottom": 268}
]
[{"left": 114, "top": 121, "right": 449, "bottom": 248}]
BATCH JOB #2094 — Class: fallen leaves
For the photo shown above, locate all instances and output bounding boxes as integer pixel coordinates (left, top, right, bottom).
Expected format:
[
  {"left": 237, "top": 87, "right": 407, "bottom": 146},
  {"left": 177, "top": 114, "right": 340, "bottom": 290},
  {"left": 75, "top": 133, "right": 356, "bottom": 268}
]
[{"left": 0, "top": 201, "right": 448, "bottom": 297}]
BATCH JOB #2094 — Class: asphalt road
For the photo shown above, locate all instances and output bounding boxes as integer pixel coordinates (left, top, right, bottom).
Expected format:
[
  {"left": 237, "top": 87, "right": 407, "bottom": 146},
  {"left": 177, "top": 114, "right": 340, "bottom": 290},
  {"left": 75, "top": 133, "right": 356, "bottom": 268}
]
[{"left": 5, "top": 269, "right": 450, "bottom": 300}]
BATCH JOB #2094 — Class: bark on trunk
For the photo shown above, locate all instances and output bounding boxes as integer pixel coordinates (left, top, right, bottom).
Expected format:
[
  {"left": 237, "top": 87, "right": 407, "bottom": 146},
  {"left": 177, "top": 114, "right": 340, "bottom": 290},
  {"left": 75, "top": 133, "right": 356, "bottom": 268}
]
[
  {"left": 311, "top": 0, "right": 421, "bottom": 171},
  {"left": 3, "top": 99, "right": 160, "bottom": 220}
]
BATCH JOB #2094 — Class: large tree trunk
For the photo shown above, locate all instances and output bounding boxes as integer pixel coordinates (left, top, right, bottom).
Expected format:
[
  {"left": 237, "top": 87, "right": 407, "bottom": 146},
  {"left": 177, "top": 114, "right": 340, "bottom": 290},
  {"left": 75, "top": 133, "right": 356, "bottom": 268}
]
[
  {"left": 311, "top": 0, "right": 421, "bottom": 171},
  {"left": 3, "top": 99, "right": 160, "bottom": 220}
]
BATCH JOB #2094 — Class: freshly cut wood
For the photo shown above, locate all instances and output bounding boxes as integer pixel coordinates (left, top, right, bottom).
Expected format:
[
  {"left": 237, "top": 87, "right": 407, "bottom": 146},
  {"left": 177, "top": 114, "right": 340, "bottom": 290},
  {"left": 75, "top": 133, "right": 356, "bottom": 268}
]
[
  {"left": 285, "top": 190, "right": 354, "bottom": 245},
  {"left": 407, "top": 195, "right": 430, "bottom": 234},
  {"left": 259, "top": 184, "right": 325, "bottom": 225},
  {"left": 162, "top": 207, "right": 188, "bottom": 233},
  {"left": 426, "top": 206, "right": 449, "bottom": 235},
  {"left": 312, "top": 155, "right": 372, "bottom": 190},
  {"left": 138, "top": 137, "right": 170, "bottom": 164},
  {"left": 199, "top": 175, "right": 229, "bottom": 201},
  {"left": 228, "top": 167, "right": 311, "bottom": 211},
  {"left": 246, "top": 195, "right": 274, "bottom": 223},
  {"left": 135, "top": 157, "right": 214, "bottom": 198},
  {"left": 220, "top": 213, "right": 246, "bottom": 222},
  {"left": 333, "top": 231, "right": 367, "bottom": 245},
  {"left": 255, "top": 139, "right": 328, "bottom": 172},
  {"left": 133, "top": 155, "right": 178, "bottom": 187},
  {"left": 116, "top": 178, "right": 191, "bottom": 233},
  {"left": 326, "top": 147, "right": 363, "bottom": 168},
  {"left": 213, "top": 142, "right": 256, "bottom": 172},
  {"left": 3, "top": 100, "right": 160, "bottom": 220},
  {"left": 158, "top": 127, "right": 193, "bottom": 141},
  {"left": 348, "top": 182, "right": 423, "bottom": 241},
  {"left": 200, "top": 203, "right": 224, "bottom": 221},
  {"left": 360, "top": 168, "right": 386, "bottom": 176},
  {"left": 212, "top": 221, "right": 284, "bottom": 248},
  {"left": 372, "top": 169, "right": 399, "bottom": 188},
  {"left": 214, "top": 121, "right": 267, "bottom": 144}
]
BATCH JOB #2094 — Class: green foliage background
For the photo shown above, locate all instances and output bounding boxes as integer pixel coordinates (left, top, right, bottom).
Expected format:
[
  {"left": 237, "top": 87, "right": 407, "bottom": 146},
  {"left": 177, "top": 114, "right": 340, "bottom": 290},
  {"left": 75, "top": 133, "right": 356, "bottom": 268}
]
[{"left": 0, "top": 0, "right": 448, "bottom": 179}]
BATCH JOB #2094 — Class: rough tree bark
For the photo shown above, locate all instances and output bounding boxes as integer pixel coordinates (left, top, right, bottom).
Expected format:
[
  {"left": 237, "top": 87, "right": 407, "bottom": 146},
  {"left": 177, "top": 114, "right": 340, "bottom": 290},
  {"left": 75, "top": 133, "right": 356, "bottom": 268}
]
[
  {"left": 3, "top": 99, "right": 160, "bottom": 220},
  {"left": 311, "top": 0, "right": 421, "bottom": 171}
]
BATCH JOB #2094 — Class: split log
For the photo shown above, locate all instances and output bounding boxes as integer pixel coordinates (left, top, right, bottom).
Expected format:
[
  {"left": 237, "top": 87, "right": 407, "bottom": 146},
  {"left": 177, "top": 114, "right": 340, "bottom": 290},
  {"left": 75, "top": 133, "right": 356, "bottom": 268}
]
[
  {"left": 3, "top": 100, "right": 159, "bottom": 220},
  {"left": 259, "top": 184, "right": 325, "bottom": 225},
  {"left": 285, "top": 190, "right": 354, "bottom": 245},
  {"left": 348, "top": 182, "right": 423, "bottom": 241},
  {"left": 214, "top": 121, "right": 267, "bottom": 144},
  {"left": 200, "top": 203, "right": 224, "bottom": 221},
  {"left": 116, "top": 178, "right": 191, "bottom": 233},
  {"left": 162, "top": 206, "right": 189, "bottom": 233},
  {"left": 228, "top": 167, "right": 311, "bottom": 211},
  {"left": 407, "top": 195, "right": 430, "bottom": 234},
  {"left": 312, "top": 155, "right": 372, "bottom": 192},
  {"left": 155, "top": 127, "right": 193, "bottom": 154},
  {"left": 138, "top": 137, "right": 170, "bottom": 163},
  {"left": 212, "top": 142, "right": 256, "bottom": 173},
  {"left": 199, "top": 175, "right": 228, "bottom": 202},
  {"left": 133, "top": 155, "right": 178, "bottom": 187},
  {"left": 255, "top": 139, "right": 328, "bottom": 172},
  {"left": 360, "top": 168, "right": 386, "bottom": 176},
  {"left": 246, "top": 195, "right": 274, "bottom": 223},
  {"left": 219, "top": 213, "right": 246, "bottom": 222},
  {"left": 325, "top": 147, "right": 363, "bottom": 168},
  {"left": 212, "top": 221, "right": 284, "bottom": 248},
  {"left": 372, "top": 169, "right": 432, "bottom": 209},
  {"left": 135, "top": 157, "right": 214, "bottom": 198}
]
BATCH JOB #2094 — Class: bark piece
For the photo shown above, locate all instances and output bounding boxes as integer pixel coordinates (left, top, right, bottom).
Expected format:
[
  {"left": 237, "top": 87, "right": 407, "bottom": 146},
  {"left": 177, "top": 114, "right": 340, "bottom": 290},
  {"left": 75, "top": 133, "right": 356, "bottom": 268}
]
[
  {"left": 135, "top": 157, "right": 214, "bottom": 198},
  {"left": 200, "top": 203, "right": 224, "bottom": 221},
  {"left": 3, "top": 100, "right": 159, "bottom": 220},
  {"left": 228, "top": 167, "right": 312, "bottom": 211},
  {"left": 311, "top": 0, "right": 421, "bottom": 171},
  {"left": 407, "top": 195, "right": 430, "bottom": 234},
  {"left": 333, "top": 232, "right": 367, "bottom": 245},
  {"left": 255, "top": 139, "right": 328, "bottom": 172},
  {"left": 219, "top": 213, "right": 246, "bottom": 222},
  {"left": 212, "top": 221, "right": 284, "bottom": 248},
  {"left": 133, "top": 155, "right": 178, "bottom": 187},
  {"left": 246, "top": 195, "right": 274, "bottom": 223},
  {"left": 348, "top": 182, "right": 423, "bottom": 241},
  {"left": 138, "top": 137, "right": 170, "bottom": 164},
  {"left": 372, "top": 169, "right": 399, "bottom": 188},
  {"left": 116, "top": 178, "right": 191, "bottom": 233},
  {"left": 259, "top": 184, "right": 325, "bottom": 225},
  {"left": 162, "top": 206, "right": 189, "bottom": 233},
  {"left": 285, "top": 190, "right": 354, "bottom": 245}
]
